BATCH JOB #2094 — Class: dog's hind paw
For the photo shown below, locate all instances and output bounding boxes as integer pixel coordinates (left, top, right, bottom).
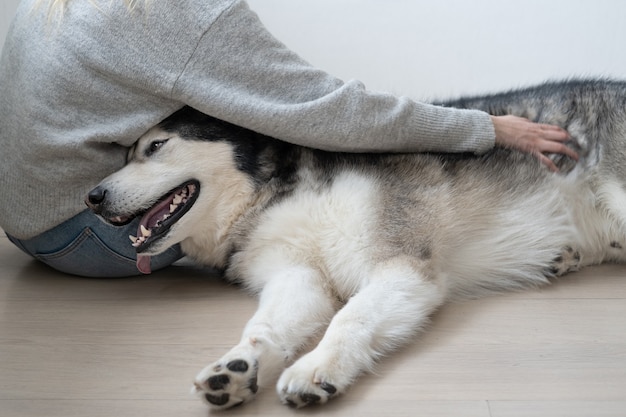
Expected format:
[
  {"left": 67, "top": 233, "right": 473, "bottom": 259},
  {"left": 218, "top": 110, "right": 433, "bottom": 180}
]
[
  {"left": 548, "top": 246, "right": 581, "bottom": 276},
  {"left": 192, "top": 356, "right": 259, "bottom": 410}
]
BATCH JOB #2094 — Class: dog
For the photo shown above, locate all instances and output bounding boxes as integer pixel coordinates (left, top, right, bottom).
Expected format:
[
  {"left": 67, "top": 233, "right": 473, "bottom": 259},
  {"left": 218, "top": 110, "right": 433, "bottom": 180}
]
[{"left": 86, "top": 79, "right": 626, "bottom": 409}]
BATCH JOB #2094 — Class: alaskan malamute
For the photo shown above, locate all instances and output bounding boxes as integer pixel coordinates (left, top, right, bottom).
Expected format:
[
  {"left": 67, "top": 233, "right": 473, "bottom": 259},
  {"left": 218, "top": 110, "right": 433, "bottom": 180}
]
[{"left": 86, "top": 79, "right": 626, "bottom": 409}]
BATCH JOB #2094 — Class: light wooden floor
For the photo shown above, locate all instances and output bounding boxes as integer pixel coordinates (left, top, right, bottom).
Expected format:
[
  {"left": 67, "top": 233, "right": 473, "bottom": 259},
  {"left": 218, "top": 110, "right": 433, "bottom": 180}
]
[{"left": 1, "top": 231, "right": 625, "bottom": 417}]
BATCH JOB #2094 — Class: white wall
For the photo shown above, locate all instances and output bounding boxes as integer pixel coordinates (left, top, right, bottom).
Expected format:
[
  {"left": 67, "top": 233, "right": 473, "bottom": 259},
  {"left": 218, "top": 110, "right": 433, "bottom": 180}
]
[
  {"left": 247, "top": 0, "right": 626, "bottom": 99},
  {"left": 2, "top": 0, "right": 624, "bottom": 99}
]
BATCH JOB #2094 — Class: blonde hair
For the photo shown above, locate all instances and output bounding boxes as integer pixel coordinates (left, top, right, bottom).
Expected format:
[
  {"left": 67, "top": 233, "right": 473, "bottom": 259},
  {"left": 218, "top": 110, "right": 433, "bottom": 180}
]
[
  {"left": 46, "top": 0, "right": 141, "bottom": 7},
  {"left": 38, "top": 0, "right": 143, "bottom": 18}
]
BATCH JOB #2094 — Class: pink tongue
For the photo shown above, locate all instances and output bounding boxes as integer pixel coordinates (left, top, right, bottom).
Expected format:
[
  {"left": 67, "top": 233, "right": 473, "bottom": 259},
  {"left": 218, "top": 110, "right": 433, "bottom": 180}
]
[{"left": 136, "top": 254, "right": 152, "bottom": 274}]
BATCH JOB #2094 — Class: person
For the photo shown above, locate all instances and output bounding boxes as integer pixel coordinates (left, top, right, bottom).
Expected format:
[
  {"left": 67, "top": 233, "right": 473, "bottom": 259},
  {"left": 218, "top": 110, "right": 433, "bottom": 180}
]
[{"left": 0, "top": 0, "right": 577, "bottom": 277}]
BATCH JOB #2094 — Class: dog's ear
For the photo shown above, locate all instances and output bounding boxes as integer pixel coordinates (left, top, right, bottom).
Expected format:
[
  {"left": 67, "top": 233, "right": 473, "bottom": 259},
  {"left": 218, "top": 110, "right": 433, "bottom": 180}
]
[
  {"left": 162, "top": 106, "right": 212, "bottom": 126},
  {"left": 158, "top": 106, "right": 249, "bottom": 143},
  {"left": 157, "top": 107, "right": 209, "bottom": 134}
]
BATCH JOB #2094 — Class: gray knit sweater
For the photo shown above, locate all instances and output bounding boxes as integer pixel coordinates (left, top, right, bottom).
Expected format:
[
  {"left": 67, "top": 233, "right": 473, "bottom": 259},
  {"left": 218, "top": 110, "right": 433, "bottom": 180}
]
[{"left": 0, "top": 0, "right": 495, "bottom": 239}]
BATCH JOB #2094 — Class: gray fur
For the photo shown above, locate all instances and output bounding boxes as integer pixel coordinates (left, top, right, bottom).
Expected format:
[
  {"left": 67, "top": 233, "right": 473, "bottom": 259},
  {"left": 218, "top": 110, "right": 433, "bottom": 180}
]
[{"left": 87, "top": 79, "right": 626, "bottom": 409}]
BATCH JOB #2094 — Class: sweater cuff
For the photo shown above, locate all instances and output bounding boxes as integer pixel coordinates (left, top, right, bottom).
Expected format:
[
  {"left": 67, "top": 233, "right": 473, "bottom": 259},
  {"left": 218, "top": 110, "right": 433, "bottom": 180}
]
[{"left": 472, "top": 111, "right": 497, "bottom": 155}]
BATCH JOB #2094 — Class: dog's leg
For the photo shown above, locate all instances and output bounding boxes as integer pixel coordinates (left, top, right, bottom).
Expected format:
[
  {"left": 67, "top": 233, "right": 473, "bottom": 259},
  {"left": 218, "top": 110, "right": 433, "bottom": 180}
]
[
  {"left": 276, "top": 257, "right": 445, "bottom": 407},
  {"left": 192, "top": 265, "right": 338, "bottom": 410}
]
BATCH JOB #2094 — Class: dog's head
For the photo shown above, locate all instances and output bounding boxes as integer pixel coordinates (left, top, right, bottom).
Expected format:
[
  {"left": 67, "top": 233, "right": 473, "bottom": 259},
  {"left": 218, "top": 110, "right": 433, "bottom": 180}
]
[{"left": 85, "top": 107, "right": 261, "bottom": 273}]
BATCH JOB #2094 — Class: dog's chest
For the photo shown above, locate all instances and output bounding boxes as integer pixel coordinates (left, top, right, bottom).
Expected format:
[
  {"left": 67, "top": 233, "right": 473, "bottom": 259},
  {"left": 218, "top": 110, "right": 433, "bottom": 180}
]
[{"left": 232, "top": 171, "right": 382, "bottom": 297}]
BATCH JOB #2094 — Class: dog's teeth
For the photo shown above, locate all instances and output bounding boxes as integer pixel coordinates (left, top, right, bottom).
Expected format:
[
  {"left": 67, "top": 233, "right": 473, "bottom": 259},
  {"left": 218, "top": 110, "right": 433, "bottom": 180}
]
[
  {"left": 131, "top": 235, "right": 143, "bottom": 248},
  {"left": 173, "top": 194, "right": 183, "bottom": 205},
  {"left": 129, "top": 235, "right": 138, "bottom": 244},
  {"left": 140, "top": 225, "right": 152, "bottom": 237},
  {"left": 170, "top": 204, "right": 177, "bottom": 213}
]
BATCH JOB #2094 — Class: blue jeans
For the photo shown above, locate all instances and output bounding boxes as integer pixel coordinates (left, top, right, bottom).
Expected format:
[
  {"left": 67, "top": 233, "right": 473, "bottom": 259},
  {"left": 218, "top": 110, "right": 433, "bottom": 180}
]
[{"left": 6, "top": 209, "right": 183, "bottom": 277}]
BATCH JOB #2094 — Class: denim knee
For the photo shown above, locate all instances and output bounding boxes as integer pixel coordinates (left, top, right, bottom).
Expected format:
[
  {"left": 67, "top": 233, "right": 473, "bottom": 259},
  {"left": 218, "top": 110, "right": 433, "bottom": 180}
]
[{"left": 6, "top": 210, "right": 184, "bottom": 277}]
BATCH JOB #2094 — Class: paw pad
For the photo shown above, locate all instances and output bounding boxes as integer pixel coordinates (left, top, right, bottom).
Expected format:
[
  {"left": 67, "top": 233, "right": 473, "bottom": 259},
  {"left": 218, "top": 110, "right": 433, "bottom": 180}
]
[
  {"left": 207, "top": 374, "right": 229, "bottom": 390},
  {"left": 194, "top": 358, "right": 259, "bottom": 410},
  {"left": 204, "top": 392, "right": 230, "bottom": 406},
  {"left": 227, "top": 359, "right": 249, "bottom": 372},
  {"left": 320, "top": 382, "right": 337, "bottom": 394}
]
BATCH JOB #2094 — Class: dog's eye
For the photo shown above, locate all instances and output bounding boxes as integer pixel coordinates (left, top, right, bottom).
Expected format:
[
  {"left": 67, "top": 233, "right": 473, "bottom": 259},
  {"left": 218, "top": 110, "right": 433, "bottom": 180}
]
[{"left": 145, "top": 139, "right": 169, "bottom": 157}]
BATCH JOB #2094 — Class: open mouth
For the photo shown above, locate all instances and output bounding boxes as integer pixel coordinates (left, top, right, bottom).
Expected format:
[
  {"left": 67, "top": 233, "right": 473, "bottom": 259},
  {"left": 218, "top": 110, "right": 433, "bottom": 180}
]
[{"left": 128, "top": 179, "right": 200, "bottom": 254}]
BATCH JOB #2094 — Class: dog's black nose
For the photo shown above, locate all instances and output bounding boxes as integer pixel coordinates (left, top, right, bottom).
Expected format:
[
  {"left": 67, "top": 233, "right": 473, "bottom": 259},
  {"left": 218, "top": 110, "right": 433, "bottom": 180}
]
[{"left": 85, "top": 186, "right": 106, "bottom": 211}]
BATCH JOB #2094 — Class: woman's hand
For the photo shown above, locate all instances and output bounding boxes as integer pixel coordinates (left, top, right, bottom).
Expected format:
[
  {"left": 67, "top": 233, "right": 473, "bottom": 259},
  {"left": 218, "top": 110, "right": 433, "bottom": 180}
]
[{"left": 491, "top": 115, "right": 578, "bottom": 172}]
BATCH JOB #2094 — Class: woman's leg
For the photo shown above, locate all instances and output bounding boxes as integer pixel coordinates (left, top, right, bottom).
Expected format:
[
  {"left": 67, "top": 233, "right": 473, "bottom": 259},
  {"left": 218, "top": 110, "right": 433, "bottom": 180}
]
[{"left": 6, "top": 209, "right": 183, "bottom": 277}]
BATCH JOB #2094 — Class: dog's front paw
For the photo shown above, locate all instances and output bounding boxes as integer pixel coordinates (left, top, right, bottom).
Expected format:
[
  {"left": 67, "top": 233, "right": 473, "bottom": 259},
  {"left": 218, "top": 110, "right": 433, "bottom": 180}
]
[
  {"left": 276, "top": 353, "right": 343, "bottom": 408},
  {"left": 193, "top": 355, "right": 259, "bottom": 410}
]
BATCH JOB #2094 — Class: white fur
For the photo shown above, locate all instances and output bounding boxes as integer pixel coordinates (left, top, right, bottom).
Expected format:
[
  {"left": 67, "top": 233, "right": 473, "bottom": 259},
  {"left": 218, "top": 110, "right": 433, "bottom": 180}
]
[{"left": 92, "top": 121, "right": 626, "bottom": 410}]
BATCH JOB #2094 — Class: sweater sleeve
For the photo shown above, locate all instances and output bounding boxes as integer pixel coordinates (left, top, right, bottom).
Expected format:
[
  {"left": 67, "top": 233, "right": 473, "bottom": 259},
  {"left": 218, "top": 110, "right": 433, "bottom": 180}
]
[{"left": 172, "top": 1, "right": 495, "bottom": 154}]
